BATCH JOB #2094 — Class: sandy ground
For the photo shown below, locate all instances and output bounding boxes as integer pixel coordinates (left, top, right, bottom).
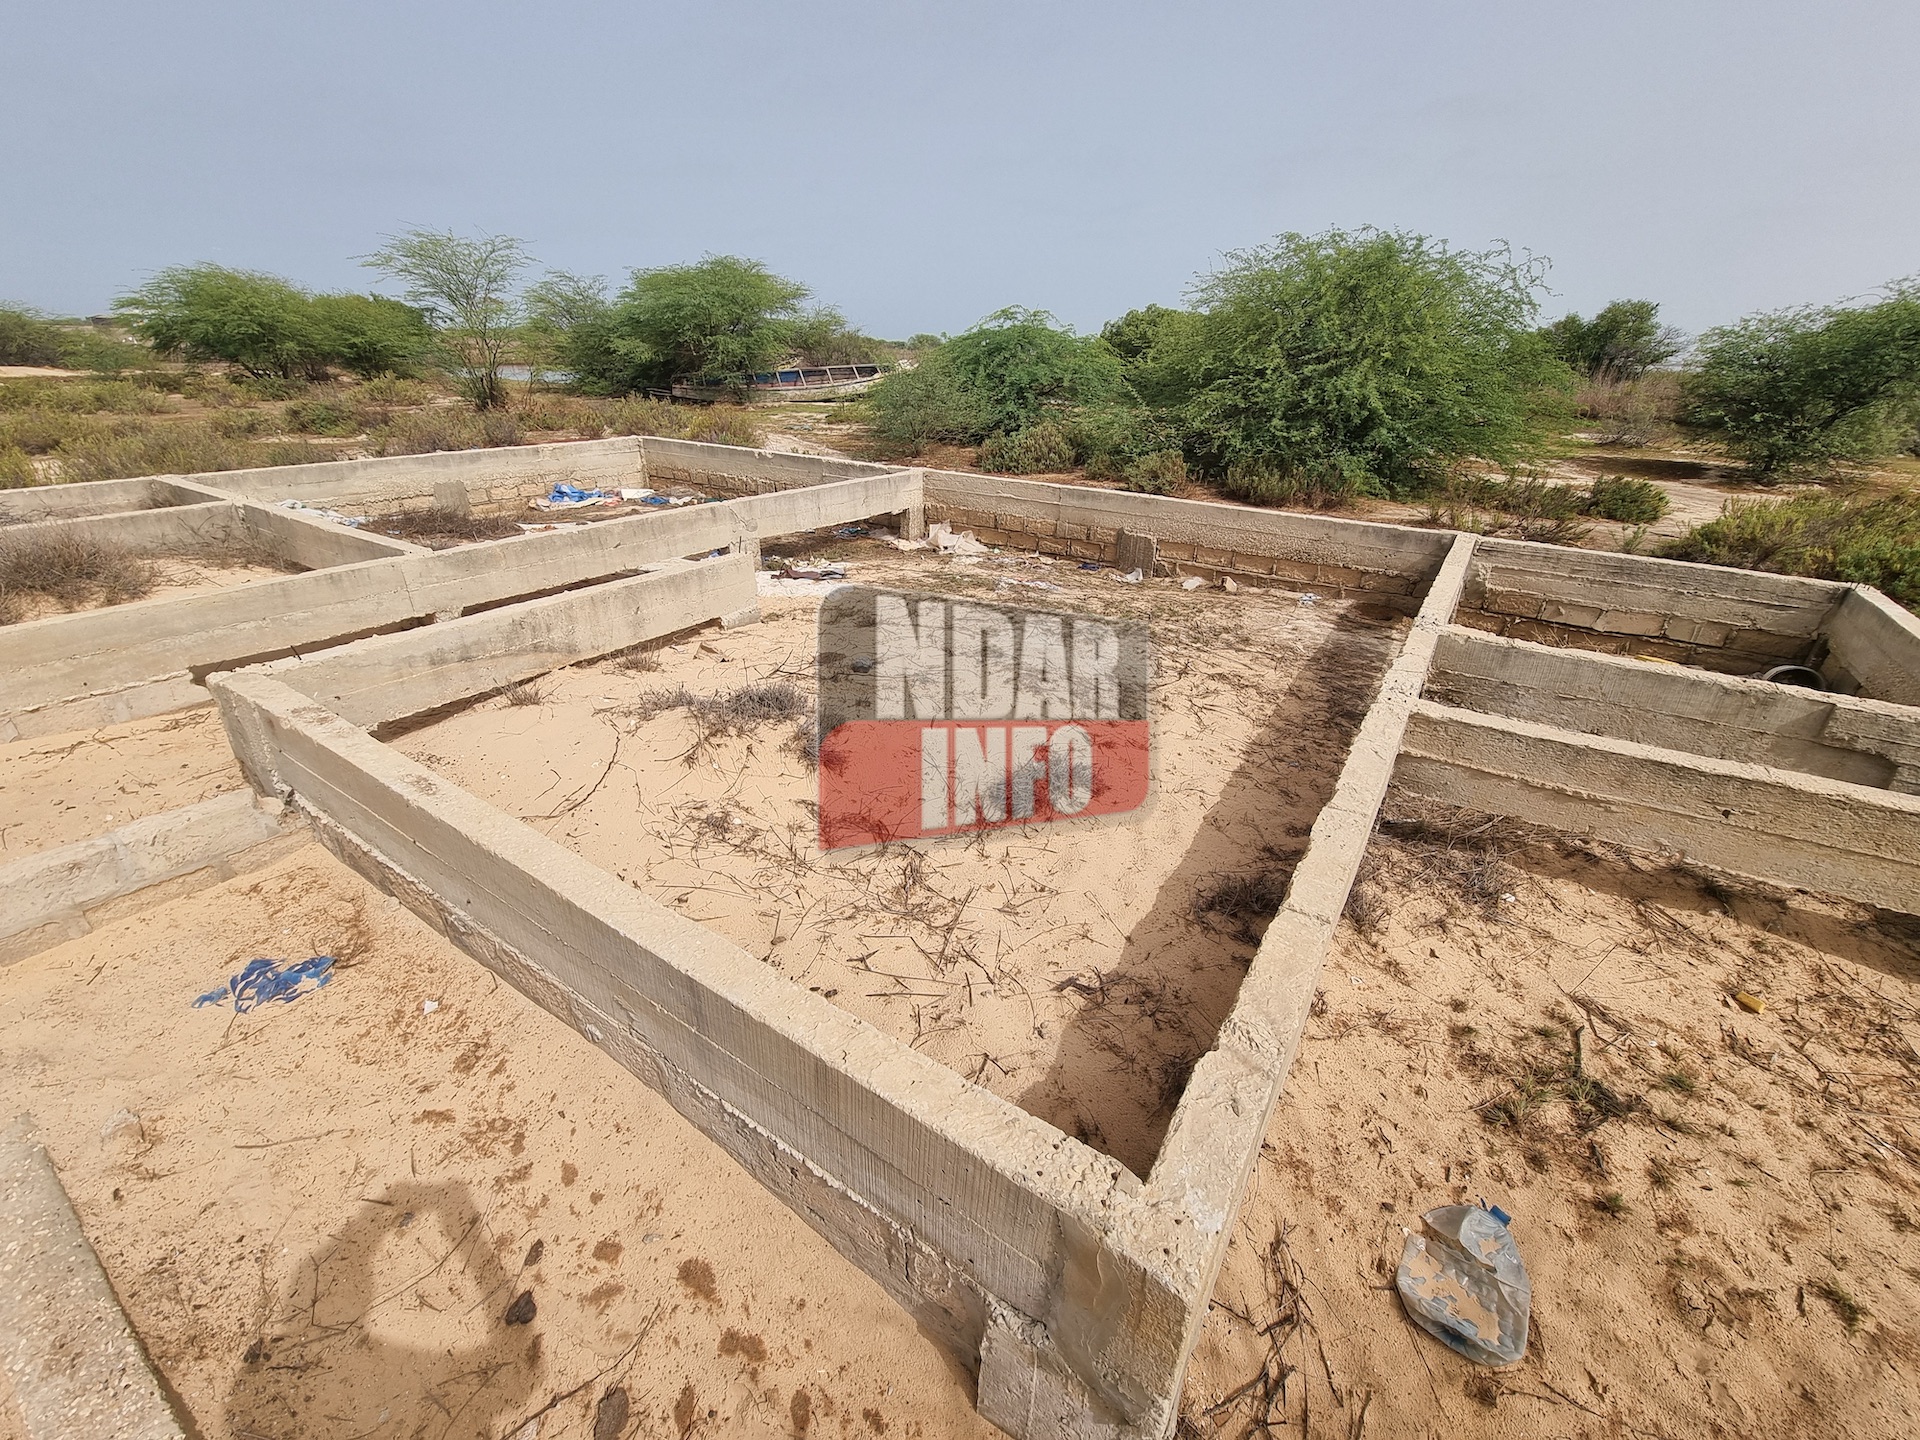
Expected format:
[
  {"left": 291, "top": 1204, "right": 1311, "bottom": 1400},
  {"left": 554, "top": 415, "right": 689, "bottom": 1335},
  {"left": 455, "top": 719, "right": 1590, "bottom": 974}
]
[
  {"left": 1181, "top": 810, "right": 1920, "bottom": 1440},
  {"left": 393, "top": 545, "right": 1401, "bottom": 1177},
  {"left": 0, "top": 846, "right": 1000, "bottom": 1440},
  {"left": 0, "top": 705, "right": 242, "bottom": 860}
]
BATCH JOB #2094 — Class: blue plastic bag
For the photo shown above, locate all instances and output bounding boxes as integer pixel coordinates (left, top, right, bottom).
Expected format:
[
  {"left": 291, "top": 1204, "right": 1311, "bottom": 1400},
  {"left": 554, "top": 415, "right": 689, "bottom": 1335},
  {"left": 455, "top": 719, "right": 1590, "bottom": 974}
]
[{"left": 193, "top": 955, "right": 335, "bottom": 1012}]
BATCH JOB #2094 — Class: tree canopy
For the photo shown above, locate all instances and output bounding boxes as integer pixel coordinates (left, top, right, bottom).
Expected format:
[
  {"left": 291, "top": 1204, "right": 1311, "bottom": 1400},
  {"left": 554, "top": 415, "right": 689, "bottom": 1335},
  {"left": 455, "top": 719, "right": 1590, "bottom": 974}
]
[
  {"left": 115, "top": 265, "right": 429, "bottom": 380},
  {"left": 1685, "top": 281, "right": 1920, "bottom": 478},
  {"left": 1541, "top": 300, "right": 1685, "bottom": 380},
  {"left": 1144, "top": 228, "right": 1569, "bottom": 496},
  {"left": 363, "top": 230, "right": 531, "bottom": 407}
]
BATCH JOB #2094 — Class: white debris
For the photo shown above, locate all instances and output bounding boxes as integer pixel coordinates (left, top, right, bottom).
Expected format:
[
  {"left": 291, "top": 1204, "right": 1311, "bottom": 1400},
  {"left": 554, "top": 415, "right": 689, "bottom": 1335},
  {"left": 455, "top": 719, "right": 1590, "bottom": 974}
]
[
  {"left": 1114, "top": 568, "right": 1144, "bottom": 584},
  {"left": 1180, "top": 577, "right": 1205, "bottom": 590}
]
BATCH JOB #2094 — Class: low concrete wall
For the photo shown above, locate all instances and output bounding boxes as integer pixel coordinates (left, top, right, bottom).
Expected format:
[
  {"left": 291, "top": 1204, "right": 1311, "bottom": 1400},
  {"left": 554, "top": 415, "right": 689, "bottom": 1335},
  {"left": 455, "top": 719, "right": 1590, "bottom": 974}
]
[
  {"left": 0, "top": 792, "right": 304, "bottom": 966},
  {"left": 208, "top": 669, "right": 1189, "bottom": 1434},
  {"left": 1429, "top": 628, "right": 1920, "bottom": 792},
  {"left": 1, "top": 471, "right": 921, "bottom": 740},
  {"left": 640, "top": 437, "right": 899, "bottom": 496},
  {"left": 921, "top": 472, "right": 1451, "bottom": 603},
  {"left": 0, "top": 501, "right": 247, "bottom": 555},
  {"left": 236, "top": 500, "right": 427, "bottom": 566},
  {"left": 189, "top": 436, "right": 647, "bottom": 514},
  {"left": 1396, "top": 701, "right": 1920, "bottom": 913},
  {"left": 0, "top": 477, "right": 181, "bottom": 524},
  {"left": 1822, "top": 586, "right": 1920, "bottom": 705},
  {"left": 0, "top": 1118, "right": 187, "bottom": 1440},
  {"left": 1458, "top": 539, "right": 1848, "bottom": 673},
  {"left": 278, "top": 554, "right": 754, "bottom": 728}
]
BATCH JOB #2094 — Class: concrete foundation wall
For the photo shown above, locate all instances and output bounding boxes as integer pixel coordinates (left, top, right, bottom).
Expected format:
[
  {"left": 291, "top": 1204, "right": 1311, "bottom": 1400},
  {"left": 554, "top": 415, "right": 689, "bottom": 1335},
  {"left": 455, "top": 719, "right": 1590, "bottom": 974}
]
[
  {"left": 921, "top": 472, "right": 1450, "bottom": 602},
  {"left": 0, "top": 501, "right": 248, "bottom": 555},
  {"left": 236, "top": 501, "right": 427, "bottom": 566},
  {"left": 1, "top": 471, "right": 920, "bottom": 740},
  {"left": 0, "top": 476, "right": 218, "bottom": 523},
  {"left": 1458, "top": 538, "right": 1847, "bottom": 673},
  {"left": 280, "top": 554, "right": 755, "bottom": 728},
  {"left": 0, "top": 792, "right": 304, "bottom": 966},
  {"left": 1822, "top": 587, "right": 1920, "bottom": 705},
  {"left": 640, "top": 437, "right": 899, "bottom": 496},
  {"left": 1429, "top": 628, "right": 1920, "bottom": 792},
  {"left": 187, "top": 436, "right": 648, "bottom": 514},
  {"left": 1396, "top": 701, "right": 1920, "bottom": 913},
  {"left": 208, "top": 669, "right": 1188, "bottom": 1432}
]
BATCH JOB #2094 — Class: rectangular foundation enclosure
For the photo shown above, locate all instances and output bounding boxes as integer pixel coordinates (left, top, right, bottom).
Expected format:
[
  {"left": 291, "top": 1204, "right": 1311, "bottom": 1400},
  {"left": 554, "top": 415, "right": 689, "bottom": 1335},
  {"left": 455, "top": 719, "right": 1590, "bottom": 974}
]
[{"left": 4, "top": 433, "right": 1917, "bottom": 1438}]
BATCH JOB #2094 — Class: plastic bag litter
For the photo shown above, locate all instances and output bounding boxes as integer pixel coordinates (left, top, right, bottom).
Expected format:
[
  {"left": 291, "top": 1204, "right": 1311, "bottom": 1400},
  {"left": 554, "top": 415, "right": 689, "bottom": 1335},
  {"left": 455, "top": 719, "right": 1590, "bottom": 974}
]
[
  {"left": 618, "top": 488, "right": 654, "bottom": 500},
  {"left": 928, "top": 521, "right": 989, "bottom": 556},
  {"left": 194, "top": 955, "right": 335, "bottom": 1013},
  {"left": 1396, "top": 1204, "right": 1530, "bottom": 1367},
  {"left": 834, "top": 525, "right": 869, "bottom": 538},
  {"left": 1298, "top": 592, "right": 1322, "bottom": 607},
  {"left": 1180, "top": 577, "right": 1205, "bottom": 590},
  {"left": 1113, "top": 568, "right": 1143, "bottom": 584},
  {"left": 532, "top": 483, "right": 615, "bottom": 511}
]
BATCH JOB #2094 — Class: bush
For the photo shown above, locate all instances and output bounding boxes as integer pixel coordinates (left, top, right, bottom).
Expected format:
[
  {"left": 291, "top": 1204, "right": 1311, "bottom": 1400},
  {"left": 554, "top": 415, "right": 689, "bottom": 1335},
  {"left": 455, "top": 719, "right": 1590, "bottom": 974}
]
[
  {"left": 1158, "top": 228, "right": 1570, "bottom": 497},
  {"left": 0, "top": 531, "right": 158, "bottom": 624},
  {"left": 54, "top": 423, "right": 340, "bottom": 483},
  {"left": 1124, "top": 450, "right": 1187, "bottom": 495},
  {"left": 208, "top": 407, "right": 277, "bottom": 439},
  {"left": 1219, "top": 459, "right": 1372, "bottom": 510},
  {"left": 1573, "top": 372, "right": 1682, "bottom": 446},
  {"left": 0, "top": 306, "right": 71, "bottom": 366},
  {"left": 1686, "top": 280, "right": 1920, "bottom": 479},
  {"left": 1661, "top": 490, "right": 1920, "bottom": 610},
  {"left": 1540, "top": 301, "right": 1684, "bottom": 381},
  {"left": 515, "top": 394, "right": 608, "bottom": 436},
  {"left": 356, "top": 375, "right": 432, "bottom": 406},
  {"left": 682, "top": 406, "right": 763, "bottom": 448},
  {"left": 1583, "top": 475, "right": 1670, "bottom": 523},
  {"left": 1424, "top": 475, "right": 1592, "bottom": 543},
  {"left": 307, "top": 293, "right": 432, "bottom": 378},
  {"left": 371, "top": 407, "right": 523, "bottom": 455},
  {"left": 282, "top": 398, "right": 371, "bottom": 436},
  {"left": 0, "top": 409, "right": 104, "bottom": 455},
  {"left": 861, "top": 361, "right": 987, "bottom": 454},
  {"left": 934, "top": 309, "right": 1128, "bottom": 439},
  {"left": 0, "top": 446, "right": 36, "bottom": 488},
  {"left": 976, "top": 421, "right": 1076, "bottom": 475}
]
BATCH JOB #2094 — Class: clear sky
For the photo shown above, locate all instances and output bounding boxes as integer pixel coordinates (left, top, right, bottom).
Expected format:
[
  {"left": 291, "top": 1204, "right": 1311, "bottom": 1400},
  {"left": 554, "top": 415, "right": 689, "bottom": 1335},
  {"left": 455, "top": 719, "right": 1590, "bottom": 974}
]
[{"left": 3, "top": 1, "right": 1915, "bottom": 341}]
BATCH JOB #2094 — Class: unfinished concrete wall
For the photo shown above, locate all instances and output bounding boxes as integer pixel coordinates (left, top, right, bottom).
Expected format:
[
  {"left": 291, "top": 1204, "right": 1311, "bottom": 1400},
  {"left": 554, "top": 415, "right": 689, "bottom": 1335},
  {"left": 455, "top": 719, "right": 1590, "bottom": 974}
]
[
  {"left": 0, "top": 501, "right": 247, "bottom": 554},
  {"left": 640, "top": 437, "right": 899, "bottom": 496},
  {"left": 1821, "top": 586, "right": 1920, "bottom": 704},
  {"left": 1428, "top": 628, "right": 1920, "bottom": 792},
  {"left": 1, "top": 471, "right": 921, "bottom": 740},
  {"left": 921, "top": 472, "right": 1451, "bottom": 603},
  {"left": 1457, "top": 538, "right": 1848, "bottom": 674},
  {"left": 0, "top": 476, "right": 225, "bottom": 523}
]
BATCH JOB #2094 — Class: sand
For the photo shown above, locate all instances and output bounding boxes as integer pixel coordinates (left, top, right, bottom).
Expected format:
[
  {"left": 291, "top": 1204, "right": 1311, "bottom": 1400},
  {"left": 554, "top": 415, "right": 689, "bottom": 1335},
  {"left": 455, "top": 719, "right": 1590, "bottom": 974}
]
[{"left": 393, "top": 545, "right": 1402, "bottom": 1177}]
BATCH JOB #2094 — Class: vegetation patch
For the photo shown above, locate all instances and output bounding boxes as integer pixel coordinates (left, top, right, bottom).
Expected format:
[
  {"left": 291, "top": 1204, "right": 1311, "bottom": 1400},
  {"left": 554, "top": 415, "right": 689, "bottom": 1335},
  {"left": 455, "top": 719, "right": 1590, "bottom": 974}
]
[
  {"left": 0, "top": 531, "right": 158, "bottom": 624},
  {"left": 1662, "top": 490, "right": 1920, "bottom": 610}
]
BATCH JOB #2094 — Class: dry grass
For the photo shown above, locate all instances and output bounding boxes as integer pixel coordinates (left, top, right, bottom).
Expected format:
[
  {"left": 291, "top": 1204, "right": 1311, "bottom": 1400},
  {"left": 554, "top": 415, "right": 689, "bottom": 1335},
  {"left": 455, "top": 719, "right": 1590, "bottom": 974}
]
[
  {"left": 499, "top": 677, "right": 549, "bottom": 708},
  {"left": 0, "top": 530, "right": 158, "bottom": 624}
]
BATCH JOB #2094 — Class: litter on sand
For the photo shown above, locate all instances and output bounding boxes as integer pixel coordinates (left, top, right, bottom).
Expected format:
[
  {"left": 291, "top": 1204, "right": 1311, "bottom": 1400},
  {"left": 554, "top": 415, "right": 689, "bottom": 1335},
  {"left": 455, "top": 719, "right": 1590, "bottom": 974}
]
[
  {"left": 618, "top": 488, "right": 655, "bottom": 500},
  {"left": 928, "top": 521, "right": 990, "bottom": 556},
  {"left": 1113, "top": 568, "right": 1144, "bottom": 584},
  {"left": 531, "top": 484, "right": 616, "bottom": 511},
  {"left": 1298, "top": 592, "right": 1322, "bottom": 606},
  {"left": 276, "top": 499, "right": 365, "bottom": 528},
  {"left": 834, "top": 525, "right": 870, "bottom": 538},
  {"left": 1396, "top": 1203, "right": 1531, "bottom": 1367},
  {"left": 193, "top": 955, "right": 335, "bottom": 1013},
  {"left": 1180, "top": 577, "right": 1206, "bottom": 590},
  {"left": 777, "top": 561, "right": 848, "bottom": 581},
  {"left": 1078, "top": 561, "right": 1103, "bottom": 572}
]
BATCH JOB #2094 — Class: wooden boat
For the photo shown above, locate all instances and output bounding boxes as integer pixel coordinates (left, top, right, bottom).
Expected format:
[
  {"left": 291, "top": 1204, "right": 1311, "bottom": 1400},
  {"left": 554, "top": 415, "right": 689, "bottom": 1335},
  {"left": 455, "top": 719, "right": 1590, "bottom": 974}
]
[{"left": 670, "top": 363, "right": 889, "bottom": 404}]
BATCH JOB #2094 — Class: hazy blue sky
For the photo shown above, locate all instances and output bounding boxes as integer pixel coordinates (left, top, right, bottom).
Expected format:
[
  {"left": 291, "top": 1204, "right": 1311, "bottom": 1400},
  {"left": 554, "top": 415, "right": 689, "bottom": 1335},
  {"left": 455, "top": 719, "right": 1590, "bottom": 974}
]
[{"left": 4, "top": 1, "right": 1915, "bottom": 340}]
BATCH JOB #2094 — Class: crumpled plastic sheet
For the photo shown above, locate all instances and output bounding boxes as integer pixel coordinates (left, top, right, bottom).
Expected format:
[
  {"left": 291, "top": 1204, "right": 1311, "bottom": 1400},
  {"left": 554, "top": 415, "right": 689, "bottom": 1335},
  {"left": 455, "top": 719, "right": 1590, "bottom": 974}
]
[
  {"left": 1396, "top": 1204, "right": 1531, "bottom": 1367},
  {"left": 193, "top": 955, "right": 335, "bottom": 1013}
]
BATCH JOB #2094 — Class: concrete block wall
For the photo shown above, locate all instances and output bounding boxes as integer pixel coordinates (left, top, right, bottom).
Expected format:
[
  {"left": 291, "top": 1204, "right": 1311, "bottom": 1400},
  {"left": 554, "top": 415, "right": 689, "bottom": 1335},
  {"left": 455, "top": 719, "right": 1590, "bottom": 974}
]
[
  {"left": 920, "top": 472, "right": 1450, "bottom": 604},
  {"left": 1822, "top": 587, "right": 1920, "bottom": 705},
  {"left": 640, "top": 437, "right": 900, "bottom": 497}
]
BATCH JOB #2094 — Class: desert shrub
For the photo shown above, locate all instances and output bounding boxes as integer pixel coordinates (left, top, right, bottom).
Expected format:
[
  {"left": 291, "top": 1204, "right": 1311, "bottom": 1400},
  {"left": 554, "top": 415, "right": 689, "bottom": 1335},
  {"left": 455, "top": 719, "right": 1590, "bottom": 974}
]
[
  {"left": 282, "top": 398, "right": 370, "bottom": 436},
  {"left": 0, "top": 306, "right": 69, "bottom": 366},
  {"left": 1219, "top": 459, "right": 1371, "bottom": 510},
  {"left": 1583, "top": 475, "right": 1670, "bottom": 523},
  {"left": 1686, "top": 280, "right": 1920, "bottom": 479},
  {"left": 1124, "top": 449, "right": 1187, "bottom": 494},
  {"left": 0, "top": 446, "right": 37, "bottom": 488},
  {"left": 370, "top": 407, "right": 522, "bottom": 456},
  {"left": 1662, "top": 491, "right": 1920, "bottom": 610},
  {"left": 601, "top": 396, "right": 685, "bottom": 437},
  {"left": 54, "top": 423, "right": 339, "bottom": 483},
  {"left": 861, "top": 360, "right": 987, "bottom": 453},
  {"left": 207, "top": 406, "right": 277, "bottom": 439},
  {"left": 0, "top": 379, "right": 172, "bottom": 416},
  {"left": 1159, "top": 228, "right": 1570, "bottom": 497},
  {"left": 1574, "top": 372, "right": 1683, "bottom": 446},
  {"left": 116, "top": 266, "right": 330, "bottom": 379},
  {"left": 1540, "top": 300, "right": 1685, "bottom": 381},
  {"left": 0, "top": 531, "right": 158, "bottom": 623},
  {"left": 307, "top": 293, "right": 432, "bottom": 378},
  {"left": 356, "top": 374, "right": 432, "bottom": 406},
  {"left": 1425, "top": 475, "right": 1592, "bottom": 543},
  {"left": 936, "top": 309, "right": 1127, "bottom": 439},
  {"left": 1062, "top": 402, "right": 1164, "bottom": 479},
  {"left": 515, "top": 394, "right": 608, "bottom": 436},
  {"left": 0, "top": 409, "right": 106, "bottom": 455},
  {"left": 976, "top": 421, "right": 1077, "bottom": 475},
  {"left": 682, "top": 406, "right": 763, "bottom": 448}
]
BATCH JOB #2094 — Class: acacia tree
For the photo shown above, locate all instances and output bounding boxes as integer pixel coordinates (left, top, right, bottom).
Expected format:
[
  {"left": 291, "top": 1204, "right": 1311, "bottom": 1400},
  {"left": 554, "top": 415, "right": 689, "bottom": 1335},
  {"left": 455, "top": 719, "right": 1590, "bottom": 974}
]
[
  {"left": 1151, "top": 228, "right": 1569, "bottom": 496},
  {"left": 116, "top": 265, "right": 326, "bottom": 379},
  {"left": 1541, "top": 300, "right": 1685, "bottom": 380},
  {"left": 1686, "top": 281, "right": 1920, "bottom": 478},
  {"left": 363, "top": 230, "right": 532, "bottom": 408}
]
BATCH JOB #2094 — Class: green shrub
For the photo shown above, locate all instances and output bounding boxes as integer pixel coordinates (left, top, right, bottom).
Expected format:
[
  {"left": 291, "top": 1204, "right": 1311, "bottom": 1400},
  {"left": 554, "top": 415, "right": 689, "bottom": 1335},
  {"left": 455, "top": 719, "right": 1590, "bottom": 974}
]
[
  {"left": 601, "top": 396, "right": 685, "bottom": 438},
  {"left": 515, "top": 394, "right": 608, "bottom": 436},
  {"left": 1124, "top": 450, "right": 1187, "bottom": 495},
  {"left": 1583, "top": 475, "right": 1670, "bottom": 523},
  {"left": 356, "top": 375, "right": 432, "bottom": 406},
  {"left": 281, "top": 399, "right": 368, "bottom": 436},
  {"left": 0, "top": 446, "right": 37, "bottom": 488},
  {"left": 1662, "top": 491, "right": 1920, "bottom": 610},
  {"left": 862, "top": 360, "right": 987, "bottom": 453},
  {"left": 682, "top": 406, "right": 763, "bottom": 448},
  {"left": 1686, "top": 281, "right": 1920, "bottom": 479},
  {"left": 1219, "top": 457, "right": 1375, "bottom": 510},
  {"left": 0, "top": 306, "right": 68, "bottom": 366},
  {"left": 1540, "top": 300, "right": 1684, "bottom": 381},
  {"left": 208, "top": 407, "right": 277, "bottom": 439},
  {"left": 936, "top": 309, "right": 1128, "bottom": 439},
  {"left": 1573, "top": 372, "right": 1682, "bottom": 446},
  {"left": 1063, "top": 403, "right": 1160, "bottom": 479},
  {"left": 0, "top": 409, "right": 104, "bottom": 455},
  {"left": 0, "top": 380, "right": 172, "bottom": 416},
  {"left": 976, "top": 422, "right": 1077, "bottom": 475}
]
